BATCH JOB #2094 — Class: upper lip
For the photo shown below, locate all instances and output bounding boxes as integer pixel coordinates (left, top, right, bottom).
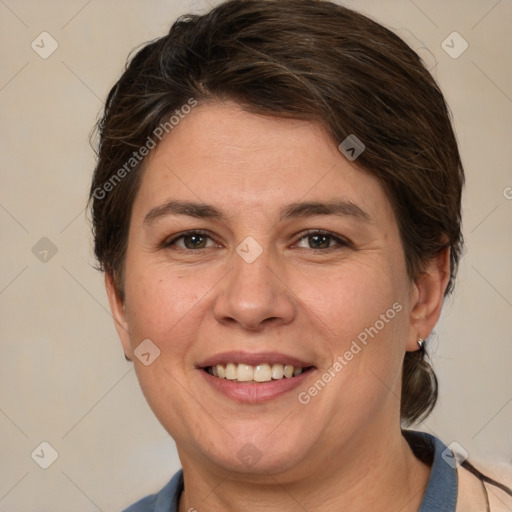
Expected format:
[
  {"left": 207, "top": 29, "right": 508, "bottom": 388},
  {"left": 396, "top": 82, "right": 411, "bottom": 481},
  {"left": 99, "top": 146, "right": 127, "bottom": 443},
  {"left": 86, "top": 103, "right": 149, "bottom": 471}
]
[{"left": 197, "top": 351, "right": 315, "bottom": 368}]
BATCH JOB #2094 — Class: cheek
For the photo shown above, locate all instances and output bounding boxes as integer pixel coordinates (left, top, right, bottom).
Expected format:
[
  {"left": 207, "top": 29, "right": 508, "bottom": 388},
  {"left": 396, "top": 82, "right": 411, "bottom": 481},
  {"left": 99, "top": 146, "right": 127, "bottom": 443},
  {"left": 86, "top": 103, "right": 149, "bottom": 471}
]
[
  {"left": 305, "top": 259, "right": 410, "bottom": 393},
  {"left": 122, "top": 262, "right": 217, "bottom": 435},
  {"left": 309, "top": 261, "right": 404, "bottom": 339},
  {"left": 123, "top": 258, "right": 216, "bottom": 353},
  {"left": 298, "top": 265, "right": 408, "bottom": 428}
]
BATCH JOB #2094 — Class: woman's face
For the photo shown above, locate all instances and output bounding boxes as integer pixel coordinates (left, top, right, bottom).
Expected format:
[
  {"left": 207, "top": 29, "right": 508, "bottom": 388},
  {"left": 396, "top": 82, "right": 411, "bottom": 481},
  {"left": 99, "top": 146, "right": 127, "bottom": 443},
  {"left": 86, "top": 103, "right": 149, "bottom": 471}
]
[{"left": 107, "top": 102, "right": 434, "bottom": 479}]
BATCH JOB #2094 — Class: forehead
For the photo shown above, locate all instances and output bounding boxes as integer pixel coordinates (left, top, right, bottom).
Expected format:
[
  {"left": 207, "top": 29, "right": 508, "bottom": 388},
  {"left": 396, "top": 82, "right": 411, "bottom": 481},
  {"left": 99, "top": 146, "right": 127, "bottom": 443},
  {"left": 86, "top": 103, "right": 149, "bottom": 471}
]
[{"left": 132, "top": 101, "right": 394, "bottom": 225}]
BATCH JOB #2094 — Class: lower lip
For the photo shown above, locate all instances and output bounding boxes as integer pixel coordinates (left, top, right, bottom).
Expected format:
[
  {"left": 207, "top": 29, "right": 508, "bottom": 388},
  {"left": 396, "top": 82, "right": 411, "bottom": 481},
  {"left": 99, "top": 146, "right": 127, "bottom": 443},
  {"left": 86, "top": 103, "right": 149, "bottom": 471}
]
[{"left": 200, "top": 368, "right": 315, "bottom": 403}]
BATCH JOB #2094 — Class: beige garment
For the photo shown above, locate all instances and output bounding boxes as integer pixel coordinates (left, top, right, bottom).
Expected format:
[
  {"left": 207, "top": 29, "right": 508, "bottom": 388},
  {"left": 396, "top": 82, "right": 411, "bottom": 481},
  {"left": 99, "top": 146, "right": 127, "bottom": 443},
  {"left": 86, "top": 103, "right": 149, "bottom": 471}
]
[{"left": 455, "top": 458, "right": 512, "bottom": 511}]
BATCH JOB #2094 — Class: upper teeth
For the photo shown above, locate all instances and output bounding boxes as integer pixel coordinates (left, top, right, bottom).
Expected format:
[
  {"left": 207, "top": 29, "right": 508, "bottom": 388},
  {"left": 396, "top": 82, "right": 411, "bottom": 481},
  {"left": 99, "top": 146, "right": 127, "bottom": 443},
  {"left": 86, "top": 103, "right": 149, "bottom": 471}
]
[{"left": 207, "top": 363, "right": 304, "bottom": 382}]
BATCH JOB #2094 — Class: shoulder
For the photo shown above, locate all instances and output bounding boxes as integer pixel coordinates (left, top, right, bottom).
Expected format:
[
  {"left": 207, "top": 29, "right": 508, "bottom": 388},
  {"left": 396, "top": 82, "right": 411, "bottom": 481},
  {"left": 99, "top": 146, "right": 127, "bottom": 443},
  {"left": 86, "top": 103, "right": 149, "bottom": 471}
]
[
  {"left": 122, "top": 494, "right": 157, "bottom": 512},
  {"left": 455, "top": 453, "right": 512, "bottom": 512},
  {"left": 121, "top": 470, "right": 184, "bottom": 512},
  {"left": 403, "top": 430, "right": 512, "bottom": 511}
]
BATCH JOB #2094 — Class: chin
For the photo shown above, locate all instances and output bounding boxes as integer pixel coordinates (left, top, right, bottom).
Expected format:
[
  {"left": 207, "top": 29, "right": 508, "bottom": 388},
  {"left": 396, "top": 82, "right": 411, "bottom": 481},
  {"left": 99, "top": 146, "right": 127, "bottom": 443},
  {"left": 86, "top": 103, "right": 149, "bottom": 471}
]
[
  {"left": 208, "top": 446, "right": 307, "bottom": 478},
  {"left": 193, "top": 424, "right": 313, "bottom": 477}
]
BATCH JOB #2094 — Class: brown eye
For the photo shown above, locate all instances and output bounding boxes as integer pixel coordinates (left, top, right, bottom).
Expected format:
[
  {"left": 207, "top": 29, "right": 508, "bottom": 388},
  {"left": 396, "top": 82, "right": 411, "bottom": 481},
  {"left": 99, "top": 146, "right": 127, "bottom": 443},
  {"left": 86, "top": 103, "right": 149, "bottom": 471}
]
[
  {"left": 182, "top": 233, "right": 208, "bottom": 249},
  {"left": 164, "top": 231, "right": 217, "bottom": 250},
  {"left": 308, "top": 234, "right": 332, "bottom": 249},
  {"left": 295, "top": 231, "right": 349, "bottom": 250}
]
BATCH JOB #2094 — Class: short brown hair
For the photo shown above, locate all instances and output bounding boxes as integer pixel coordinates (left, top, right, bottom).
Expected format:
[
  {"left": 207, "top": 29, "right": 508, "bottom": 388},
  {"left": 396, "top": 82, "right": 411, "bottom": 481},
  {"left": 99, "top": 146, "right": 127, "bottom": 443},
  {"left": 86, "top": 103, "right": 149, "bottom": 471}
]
[{"left": 89, "top": 0, "right": 464, "bottom": 425}]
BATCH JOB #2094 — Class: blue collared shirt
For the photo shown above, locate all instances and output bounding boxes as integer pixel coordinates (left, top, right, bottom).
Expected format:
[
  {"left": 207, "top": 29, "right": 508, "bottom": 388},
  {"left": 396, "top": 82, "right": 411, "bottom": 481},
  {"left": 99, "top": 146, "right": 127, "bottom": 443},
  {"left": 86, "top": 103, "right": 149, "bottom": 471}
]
[{"left": 122, "top": 431, "right": 457, "bottom": 512}]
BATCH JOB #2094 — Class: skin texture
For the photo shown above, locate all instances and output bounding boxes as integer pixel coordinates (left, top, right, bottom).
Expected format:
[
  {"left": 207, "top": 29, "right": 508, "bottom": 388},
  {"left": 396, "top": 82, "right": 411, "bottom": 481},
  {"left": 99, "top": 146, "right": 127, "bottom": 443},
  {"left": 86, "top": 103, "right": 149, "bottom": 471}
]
[{"left": 106, "top": 102, "right": 450, "bottom": 512}]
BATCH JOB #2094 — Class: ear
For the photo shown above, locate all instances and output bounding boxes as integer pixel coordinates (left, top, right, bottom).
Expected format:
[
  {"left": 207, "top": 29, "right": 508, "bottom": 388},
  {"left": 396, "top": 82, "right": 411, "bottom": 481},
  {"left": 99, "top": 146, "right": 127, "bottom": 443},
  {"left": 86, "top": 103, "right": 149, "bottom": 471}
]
[
  {"left": 104, "top": 272, "right": 133, "bottom": 359},
  {"left": 407, "top": 248, "right": 451, "bottom": 352}
]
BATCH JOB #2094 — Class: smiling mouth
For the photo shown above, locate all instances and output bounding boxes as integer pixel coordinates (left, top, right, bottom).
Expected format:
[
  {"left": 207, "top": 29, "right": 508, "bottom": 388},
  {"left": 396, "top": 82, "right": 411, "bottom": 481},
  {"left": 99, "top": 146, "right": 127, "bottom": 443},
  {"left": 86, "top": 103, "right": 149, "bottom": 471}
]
[{"left": 203, "top": 363, "right": 315, "bottom": 383}]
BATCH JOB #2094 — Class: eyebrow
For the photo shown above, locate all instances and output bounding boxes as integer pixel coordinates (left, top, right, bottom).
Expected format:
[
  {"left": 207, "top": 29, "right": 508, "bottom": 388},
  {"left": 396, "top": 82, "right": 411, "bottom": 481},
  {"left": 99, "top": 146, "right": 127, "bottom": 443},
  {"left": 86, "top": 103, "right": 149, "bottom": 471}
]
[{"left": 143, "top": 199, "right": 371, "bottom": 226}]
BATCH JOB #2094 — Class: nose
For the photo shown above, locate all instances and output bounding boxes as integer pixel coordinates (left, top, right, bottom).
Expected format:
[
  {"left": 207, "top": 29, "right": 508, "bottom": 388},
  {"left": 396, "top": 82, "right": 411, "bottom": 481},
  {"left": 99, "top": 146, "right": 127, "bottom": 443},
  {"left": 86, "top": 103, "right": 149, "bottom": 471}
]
[{"left": 212, "top": 246, "right": 296, "bottom": 331}]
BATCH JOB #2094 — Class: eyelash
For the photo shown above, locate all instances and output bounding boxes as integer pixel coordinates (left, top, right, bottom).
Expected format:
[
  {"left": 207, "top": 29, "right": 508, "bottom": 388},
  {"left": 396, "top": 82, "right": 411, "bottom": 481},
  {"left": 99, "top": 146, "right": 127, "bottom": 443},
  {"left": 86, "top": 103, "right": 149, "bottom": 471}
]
[{"left": 162, "top": 229, "right": 351, "bottom": 253}]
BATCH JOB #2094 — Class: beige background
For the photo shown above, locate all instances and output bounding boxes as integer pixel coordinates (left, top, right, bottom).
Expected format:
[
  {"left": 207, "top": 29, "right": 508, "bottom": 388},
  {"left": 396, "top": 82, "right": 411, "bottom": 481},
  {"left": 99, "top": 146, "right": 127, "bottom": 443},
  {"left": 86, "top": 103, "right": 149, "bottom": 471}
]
[{"left": 0, "top": 0, "right": 511, "bottom": 510}]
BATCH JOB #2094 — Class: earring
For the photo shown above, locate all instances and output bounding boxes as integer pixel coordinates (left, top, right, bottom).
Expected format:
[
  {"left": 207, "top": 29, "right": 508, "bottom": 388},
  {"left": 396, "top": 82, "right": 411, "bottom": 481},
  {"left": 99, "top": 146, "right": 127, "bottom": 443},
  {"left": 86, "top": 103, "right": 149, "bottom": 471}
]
[{"left": 417, "top": 338, "right": 425, "bottom": 351}]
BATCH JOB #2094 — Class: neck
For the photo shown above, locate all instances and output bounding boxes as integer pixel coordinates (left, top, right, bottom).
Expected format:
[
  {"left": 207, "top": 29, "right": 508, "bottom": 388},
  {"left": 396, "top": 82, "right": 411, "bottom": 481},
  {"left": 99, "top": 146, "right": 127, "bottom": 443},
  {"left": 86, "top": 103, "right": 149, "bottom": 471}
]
[{"left": 177, "top": 427, "right": 431, "bottom": 512}]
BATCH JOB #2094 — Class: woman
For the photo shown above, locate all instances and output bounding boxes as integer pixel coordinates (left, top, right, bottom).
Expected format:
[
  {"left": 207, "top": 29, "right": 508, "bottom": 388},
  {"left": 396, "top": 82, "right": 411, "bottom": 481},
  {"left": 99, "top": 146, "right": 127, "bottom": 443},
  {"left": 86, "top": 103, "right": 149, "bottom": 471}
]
[{"left": 89, "top": 0, "right": 512, "bottom": 510}]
